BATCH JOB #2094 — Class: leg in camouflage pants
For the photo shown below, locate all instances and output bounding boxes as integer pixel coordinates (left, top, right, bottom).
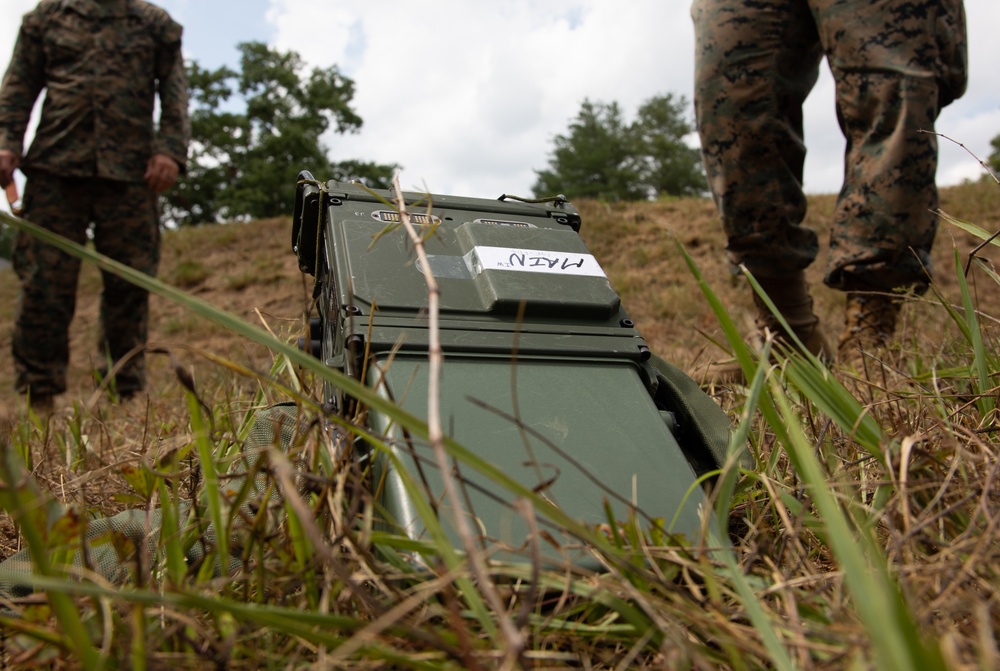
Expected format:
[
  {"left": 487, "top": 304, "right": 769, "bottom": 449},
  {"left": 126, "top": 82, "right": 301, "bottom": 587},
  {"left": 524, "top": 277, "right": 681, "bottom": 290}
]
[
  {"left": 692, "top": 0, "right": 967, "bottom": 366},
  {"left": 12, "top": 172, "right": 160, "bottom": 398}
]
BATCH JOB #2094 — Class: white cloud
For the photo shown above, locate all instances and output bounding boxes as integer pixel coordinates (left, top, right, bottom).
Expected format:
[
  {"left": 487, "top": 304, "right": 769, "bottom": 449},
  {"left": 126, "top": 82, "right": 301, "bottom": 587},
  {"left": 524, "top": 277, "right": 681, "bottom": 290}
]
[
  {"left": 937, "top": 107, "right": 1000, "bottom": 184},
  {"left": 0, "top": 1, "right": 34, "bottom": 48},
  {"left": 1, "top": 0, "right": 998, "bottom": 203},
  {"left": 264, "top": 0, "right": 1000, "bottom": 198},
  {"left": 266, "top": 0, "right": 697, "bottom": 197}
]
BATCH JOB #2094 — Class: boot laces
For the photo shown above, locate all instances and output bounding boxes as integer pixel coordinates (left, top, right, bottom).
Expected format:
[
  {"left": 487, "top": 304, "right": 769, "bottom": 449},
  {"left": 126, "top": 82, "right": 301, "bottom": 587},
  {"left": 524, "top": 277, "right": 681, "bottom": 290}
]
[{"left": 842, "top": 294, "right": 900, "bottom": 351}]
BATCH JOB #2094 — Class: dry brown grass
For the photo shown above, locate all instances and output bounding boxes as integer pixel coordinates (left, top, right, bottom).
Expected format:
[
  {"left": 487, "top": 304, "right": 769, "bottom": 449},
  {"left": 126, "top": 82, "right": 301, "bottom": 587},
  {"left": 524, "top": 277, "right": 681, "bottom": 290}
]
[
  {"left": 2, "top": 185, "right": 996, "bottom": 412},
  {"left": 576, "top": 180, "right": 1000, "bottom": 372},
  {"left": 0, "top": 179, "right": 998, "bottom": 668}
]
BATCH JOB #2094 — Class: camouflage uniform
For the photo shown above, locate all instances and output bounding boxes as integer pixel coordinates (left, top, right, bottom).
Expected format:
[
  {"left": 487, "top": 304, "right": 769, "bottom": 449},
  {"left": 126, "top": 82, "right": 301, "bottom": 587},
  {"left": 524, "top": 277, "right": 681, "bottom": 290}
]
[
  {"left": 0, "top": 0, "right": 189, "bottom": 397},
  {"left": 692, "top": 0, "right": 967, "bottom": 292}
]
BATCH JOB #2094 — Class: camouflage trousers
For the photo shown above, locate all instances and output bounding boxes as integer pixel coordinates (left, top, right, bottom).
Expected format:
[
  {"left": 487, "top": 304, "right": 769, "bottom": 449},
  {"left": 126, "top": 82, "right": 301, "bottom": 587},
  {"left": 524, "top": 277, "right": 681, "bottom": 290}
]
[
  {"left": 12, "top": 173, "right": 160, "bottom": 397},
  {"left": 692, "top": 0, "right": 967, "bottom": 292}
]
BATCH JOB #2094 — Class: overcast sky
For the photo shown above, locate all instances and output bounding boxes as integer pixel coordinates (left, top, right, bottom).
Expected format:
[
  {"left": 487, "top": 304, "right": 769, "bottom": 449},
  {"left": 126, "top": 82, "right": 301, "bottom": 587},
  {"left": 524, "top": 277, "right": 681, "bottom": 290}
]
[{"left": 2, "top": 0, "right": 999, "bottom": 207}]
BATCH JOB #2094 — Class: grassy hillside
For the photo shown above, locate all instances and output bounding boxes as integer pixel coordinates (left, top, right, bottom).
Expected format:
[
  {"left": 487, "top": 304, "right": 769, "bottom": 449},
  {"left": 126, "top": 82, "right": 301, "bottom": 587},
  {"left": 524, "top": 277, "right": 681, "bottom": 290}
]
[
  {"left": 0, "top": 178, "right": 999, "bottom": 668},
  {"left": 3, "top": 180, "right": 997, "bottom": 406},
  {"left": 0, "top": 216, "right": 309, "bottom": 410},
  {"left": 579, "top": 179, "right": 1000, "bottom": 369}
]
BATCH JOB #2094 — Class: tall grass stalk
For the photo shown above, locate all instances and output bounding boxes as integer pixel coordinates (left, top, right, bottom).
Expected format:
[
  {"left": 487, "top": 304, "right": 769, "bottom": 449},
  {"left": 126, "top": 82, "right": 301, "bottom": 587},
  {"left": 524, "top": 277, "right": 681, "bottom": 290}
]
[
  {"left": 682, "top": 233, "right": 972, "bottom": 669},
  {"left": 0, "top": 434, "right": 104, "bottom": 668},
  {"left": 709, "top": 347, "right": 797, "bottom": 671},
  {"left": 771, "top": 364, "right": 943, "bottom": 671},
  {"left": 952, "top": 248, "right": 997, "bottom": 418}
]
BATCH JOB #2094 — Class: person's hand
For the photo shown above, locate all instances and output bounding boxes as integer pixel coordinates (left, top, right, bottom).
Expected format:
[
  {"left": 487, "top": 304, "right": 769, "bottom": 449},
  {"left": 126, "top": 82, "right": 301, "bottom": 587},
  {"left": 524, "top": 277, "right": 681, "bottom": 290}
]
[
  {"left": 145, "top": 153, "right": 179, "bottom": 193},
  {"left": 0, "top": 149, "right": 19, "bottom": 188}
]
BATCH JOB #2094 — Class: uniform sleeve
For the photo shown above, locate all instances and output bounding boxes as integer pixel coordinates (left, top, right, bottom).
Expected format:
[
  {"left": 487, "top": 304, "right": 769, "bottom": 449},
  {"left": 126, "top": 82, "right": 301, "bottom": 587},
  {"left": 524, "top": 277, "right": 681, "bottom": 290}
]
[
  {"left": 0, "top": 12, "right": 47, "bottom": 157},
  {"left": 153, "top": 18, "right": 190, "bottom": 171}
]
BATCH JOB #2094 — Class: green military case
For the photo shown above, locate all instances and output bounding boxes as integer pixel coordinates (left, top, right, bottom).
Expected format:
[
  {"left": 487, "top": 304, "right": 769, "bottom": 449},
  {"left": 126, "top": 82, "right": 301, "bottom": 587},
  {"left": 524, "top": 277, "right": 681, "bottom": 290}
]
[{"left": 293, "top": 174, "right": 739, "bottom": 567}]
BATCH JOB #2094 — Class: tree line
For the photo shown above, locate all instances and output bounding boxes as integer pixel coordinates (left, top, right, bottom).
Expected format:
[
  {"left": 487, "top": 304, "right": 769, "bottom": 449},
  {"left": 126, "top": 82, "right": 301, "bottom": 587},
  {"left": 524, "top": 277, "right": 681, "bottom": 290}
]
[
  {"left": 532, "top": 95, "right": 705, "bottom": 201},
  {"left": 163, "top": 42, "right": 396, "bottom": 226},
  {"left": 164, "top": 42, "right": 706, "bottom": 225}
]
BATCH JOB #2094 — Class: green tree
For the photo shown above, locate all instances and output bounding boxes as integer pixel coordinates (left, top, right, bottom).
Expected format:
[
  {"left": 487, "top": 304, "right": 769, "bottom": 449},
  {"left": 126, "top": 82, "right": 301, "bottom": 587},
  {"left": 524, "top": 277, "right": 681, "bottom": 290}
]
[
  {"left": 533, "top": 94, "right": 705, "bottom": 202},
  {"left": 631, "top": 94, "right": 706, "bottom": 198},
  {"left": 164, "top": 42, "right": 396, "bottom": 225},
  {"left": 533, "top": 100, "right": 646, "bottom": 202}
]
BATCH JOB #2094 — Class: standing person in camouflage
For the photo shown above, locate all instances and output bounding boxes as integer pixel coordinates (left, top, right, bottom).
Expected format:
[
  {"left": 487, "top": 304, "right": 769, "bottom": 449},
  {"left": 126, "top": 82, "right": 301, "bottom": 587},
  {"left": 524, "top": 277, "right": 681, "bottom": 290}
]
[
  {"left": 0, "top": 0, "right": 189, "bottom": 408},
  {"left": 691, "top": 0, "right": 967, "bottom": 380}
]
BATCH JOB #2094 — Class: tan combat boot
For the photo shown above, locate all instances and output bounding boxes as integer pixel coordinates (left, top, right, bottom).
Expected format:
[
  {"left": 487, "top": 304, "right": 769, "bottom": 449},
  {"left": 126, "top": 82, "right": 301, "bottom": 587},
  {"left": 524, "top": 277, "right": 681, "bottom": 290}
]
[
  {"left": 696, "top": 272, "right": 833, "bottom": 386},
  {"left": 837, "top": 292, "right": 901, "bottom": 369}
]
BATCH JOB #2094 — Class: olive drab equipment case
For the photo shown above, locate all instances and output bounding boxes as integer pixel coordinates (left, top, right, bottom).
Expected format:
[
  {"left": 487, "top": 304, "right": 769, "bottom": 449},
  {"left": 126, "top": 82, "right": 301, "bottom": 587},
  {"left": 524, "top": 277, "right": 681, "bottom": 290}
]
[{"left": 292, "top": 173, "right": 746, "bottom": 566}]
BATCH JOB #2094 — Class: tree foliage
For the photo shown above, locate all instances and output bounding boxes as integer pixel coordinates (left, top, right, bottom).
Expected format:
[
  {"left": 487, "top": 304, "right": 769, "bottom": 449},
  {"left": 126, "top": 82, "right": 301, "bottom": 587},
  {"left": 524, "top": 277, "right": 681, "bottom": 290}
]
[
  {"left": 533, "top": 94, "right": 705, "bottom": 202},
  {"left": 164, "top": 42, "right": 396, "bottom": 225}
]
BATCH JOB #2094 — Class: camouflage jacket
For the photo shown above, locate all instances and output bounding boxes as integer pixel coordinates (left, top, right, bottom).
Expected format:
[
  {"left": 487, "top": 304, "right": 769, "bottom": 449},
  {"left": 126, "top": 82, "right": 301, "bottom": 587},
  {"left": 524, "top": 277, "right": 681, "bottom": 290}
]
[{"left": 0, "top": 0, "right": 189, "bottom": 182}]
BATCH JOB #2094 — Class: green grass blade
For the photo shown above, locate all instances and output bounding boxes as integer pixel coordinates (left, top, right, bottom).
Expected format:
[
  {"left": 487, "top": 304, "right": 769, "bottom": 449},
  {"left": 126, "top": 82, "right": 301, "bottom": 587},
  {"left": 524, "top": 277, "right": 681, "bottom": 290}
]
[
  {"left": 186, "top": 392, "right": 230, "bottom": 581},
  {"left": 783, "top": 355, "right": 884, "bottom": 457},
  {"left": 768, "top": 377, "right": 944, "bottom": 671},
  {"left": 676, "top": 241, "right": 801, "bottom": 456},
  {"left": 156, "top": 479, "right": 188, "bottom": 587},
  {"left": 952, "top": 248, "right": 996, "bottom": 416},
  {"left": 938, "top": 209, "right": 1000, "bottom": 249},
  {"left": 0, "top": 445, "right": 104, "bottom": 668}
]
